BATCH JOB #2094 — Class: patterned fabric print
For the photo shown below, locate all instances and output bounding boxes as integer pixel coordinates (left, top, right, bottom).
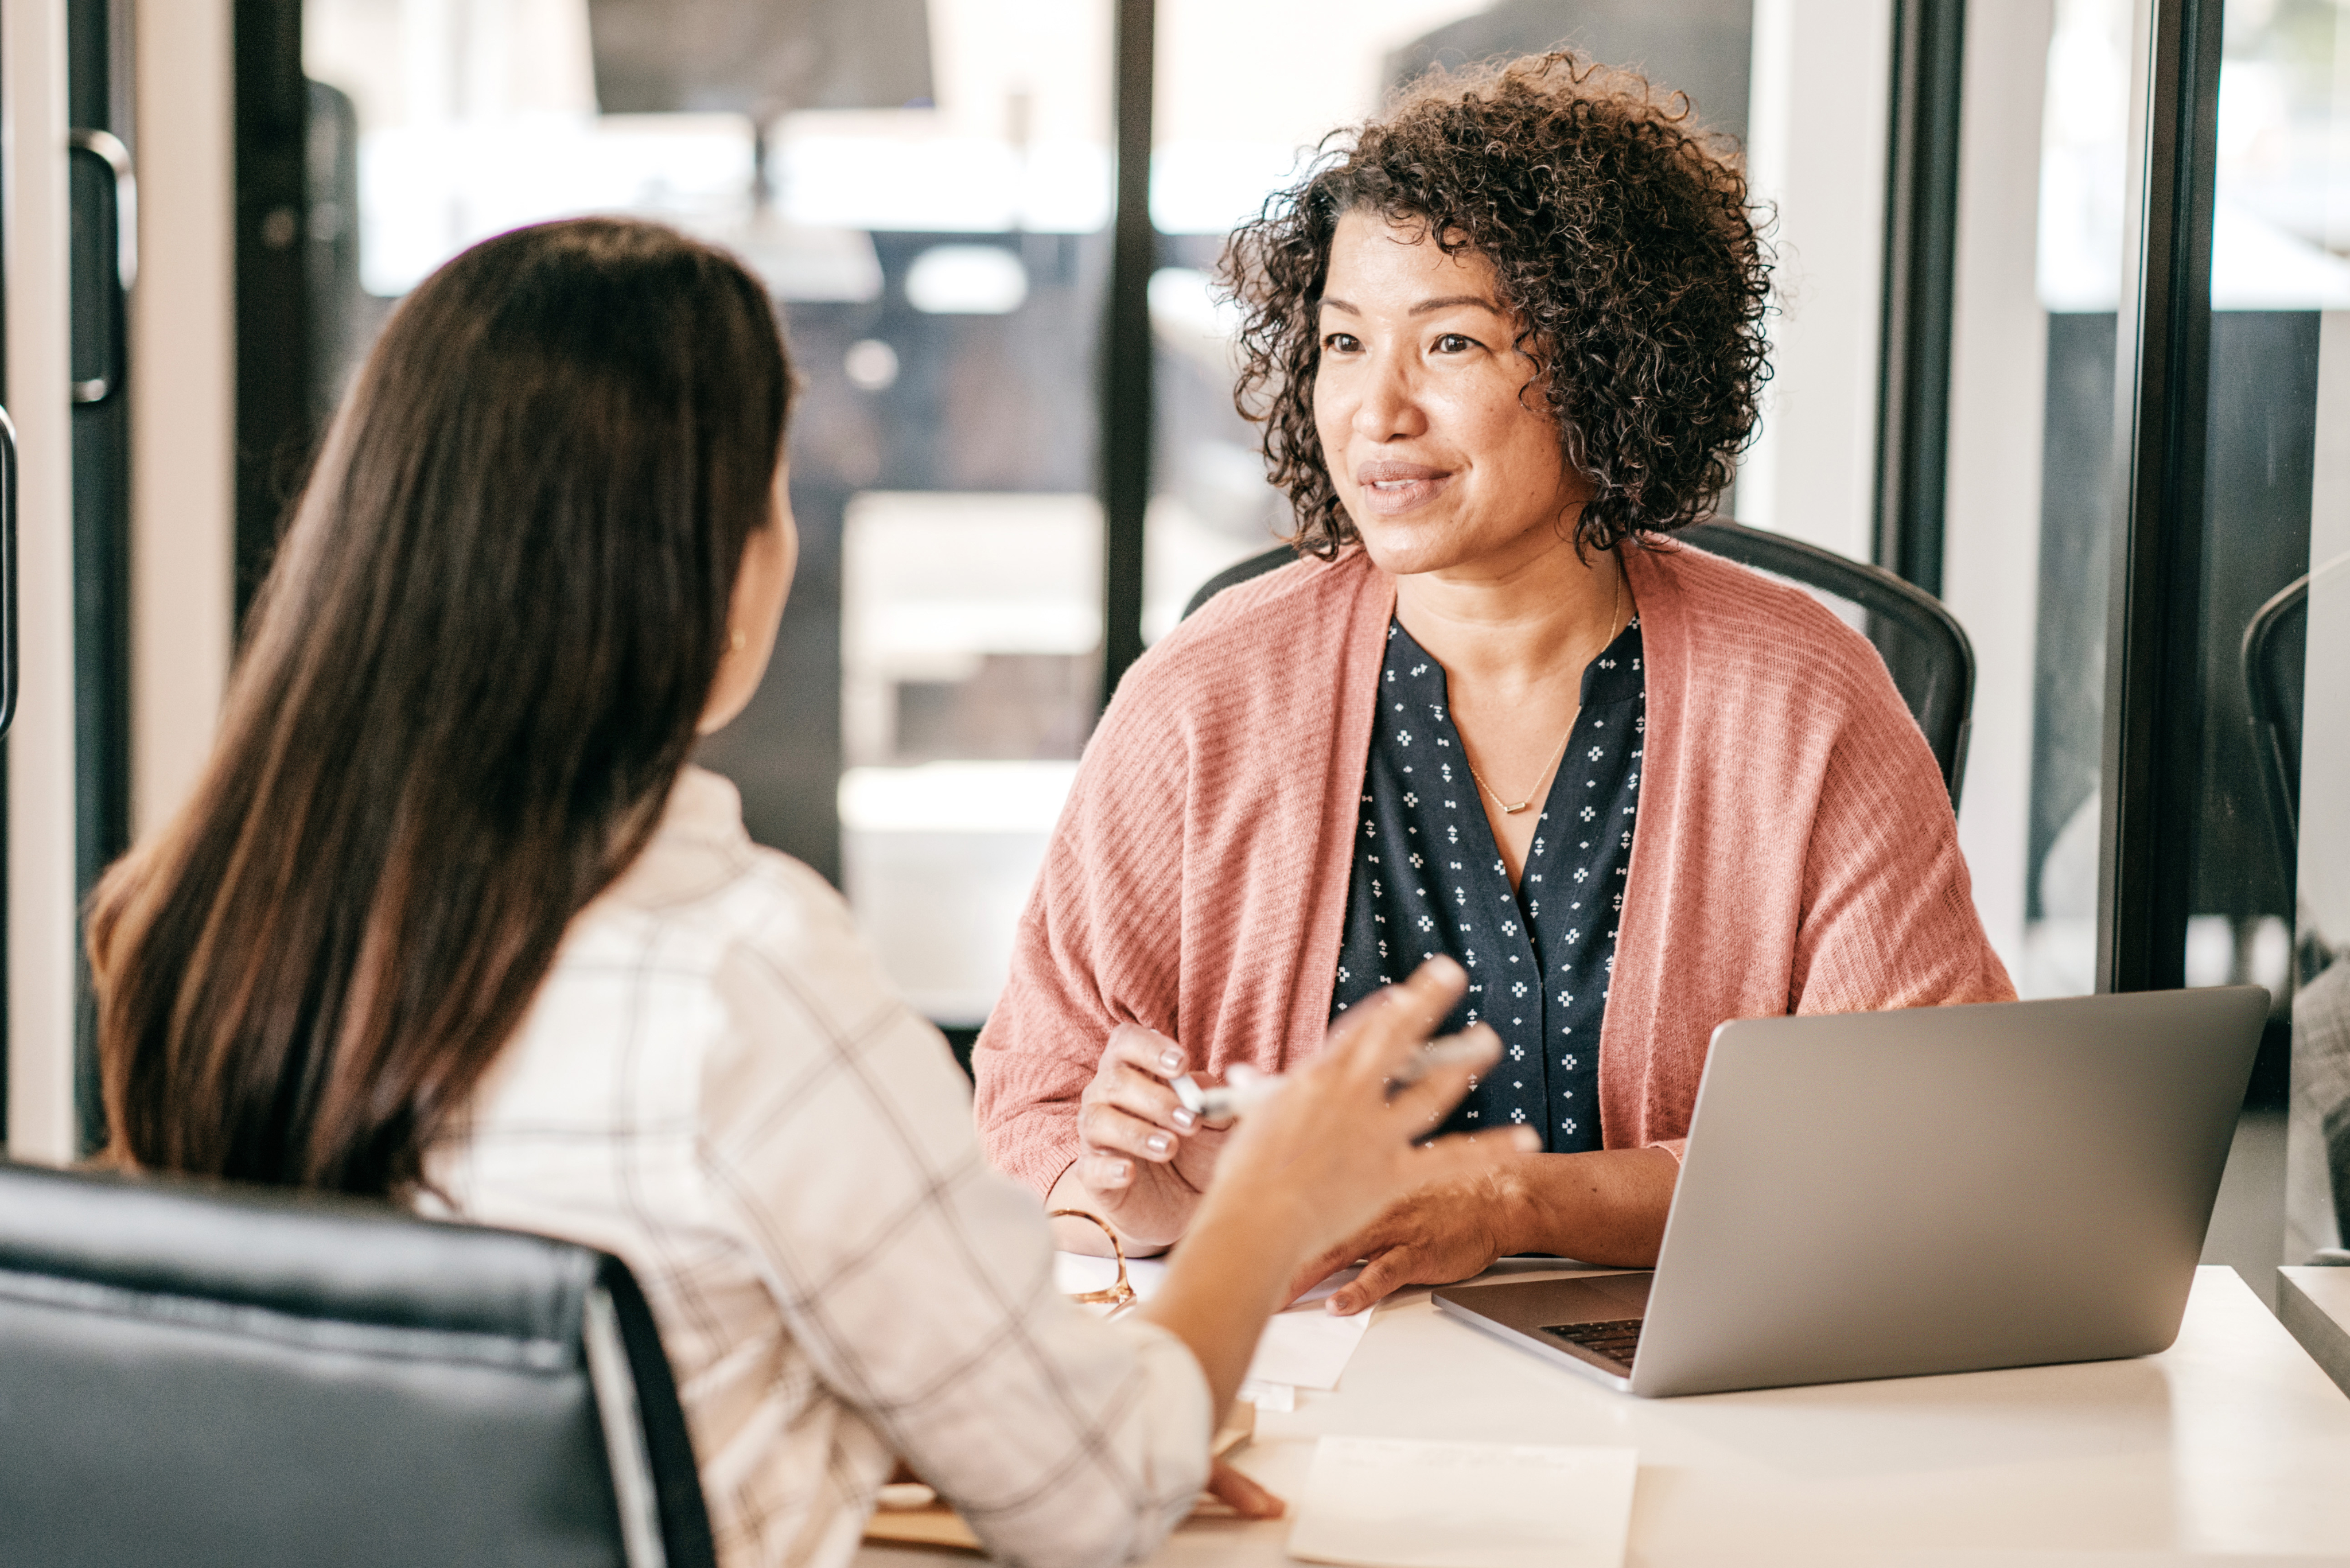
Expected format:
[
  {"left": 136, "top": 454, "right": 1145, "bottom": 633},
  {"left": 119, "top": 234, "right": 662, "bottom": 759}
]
[{"left": 1331, "top": 617, "right": 1645, "bottom": 1152}]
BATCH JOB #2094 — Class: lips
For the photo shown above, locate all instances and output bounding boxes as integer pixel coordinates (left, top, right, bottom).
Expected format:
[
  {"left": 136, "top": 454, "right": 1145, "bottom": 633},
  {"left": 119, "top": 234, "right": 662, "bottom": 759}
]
[{"left": 1352, "top": 460, "right": 1454, "bottom": 516}]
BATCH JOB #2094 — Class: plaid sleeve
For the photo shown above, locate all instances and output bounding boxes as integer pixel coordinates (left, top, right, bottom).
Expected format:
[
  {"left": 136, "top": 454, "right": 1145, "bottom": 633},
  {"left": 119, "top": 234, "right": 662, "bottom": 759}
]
[{"left": 702, "top": 859, "right": 1212, "bottom": 1568}]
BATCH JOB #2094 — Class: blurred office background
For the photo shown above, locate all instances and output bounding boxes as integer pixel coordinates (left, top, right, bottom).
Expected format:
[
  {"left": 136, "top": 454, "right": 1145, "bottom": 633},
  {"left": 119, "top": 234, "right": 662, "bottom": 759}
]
[{"left": 1, "top": 0, "right": 2344, "bottom": 1282}]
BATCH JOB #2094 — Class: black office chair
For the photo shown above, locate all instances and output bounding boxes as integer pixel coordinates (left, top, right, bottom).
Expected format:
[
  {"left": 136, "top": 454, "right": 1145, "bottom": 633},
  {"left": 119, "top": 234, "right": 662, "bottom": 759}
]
[
  {"left": 2242, "top": 573, "right": 2309, "bottom": 873},
  {"left": 1184, "top": 519, "right": 1978, "bottom": 807},
  {"left": 0, "top": 1159, "right": 715, "bottom": 1568}
]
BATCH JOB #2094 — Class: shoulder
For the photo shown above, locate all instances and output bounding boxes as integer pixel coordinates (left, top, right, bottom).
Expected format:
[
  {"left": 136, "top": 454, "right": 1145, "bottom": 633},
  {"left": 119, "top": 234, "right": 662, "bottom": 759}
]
[
  {"left": 577, "top": 785, "right": 906, "bottom": 1046},
  {"left": 1631, "top": 535, "right": 1905, "bottom": 724},
  {"left": 1108, "top": 550, "right": 1383, "bottom": 715}
]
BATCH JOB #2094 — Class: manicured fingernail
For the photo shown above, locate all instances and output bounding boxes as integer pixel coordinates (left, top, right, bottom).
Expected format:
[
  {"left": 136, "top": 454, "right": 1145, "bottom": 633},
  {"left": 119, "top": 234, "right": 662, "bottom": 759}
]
[
  {"left": 1329, "top": 1294, "right": 1356, "bottom": 1315},
  {"left": 1171, "top": 1107, "right": 1197, "bottom": 1130},
  {"left": 1106, "top": 1161, "right": 1131, "bottom": 1184},
  {"left": 1159, "top": 1048, "right": 1184, "bottom": 1073},
  {"left": 1145, "top": 1133, "right": 1172, "bottom": 1155},
  {"left": 1512, "top": 1127, "right": 1541, "bottom": 1151}
]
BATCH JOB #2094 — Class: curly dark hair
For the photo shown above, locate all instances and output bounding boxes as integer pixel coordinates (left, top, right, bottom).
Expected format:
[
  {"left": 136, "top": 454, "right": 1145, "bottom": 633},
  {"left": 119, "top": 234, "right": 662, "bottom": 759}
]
[{"left": 1220, "top": 52, "right": 1772, "bottom": 557}]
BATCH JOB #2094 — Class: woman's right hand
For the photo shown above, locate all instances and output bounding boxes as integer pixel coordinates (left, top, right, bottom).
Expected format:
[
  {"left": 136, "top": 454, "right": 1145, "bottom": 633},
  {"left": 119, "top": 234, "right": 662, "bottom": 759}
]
[
  {"left": 1196, "top": 957, "right": 1525, "bottom": 1267},
  {"left": 1052, "top": 1025, "right": 1232, "bottom": 1253},
  {"left": 1136, "top": 956, "right": 1532, "bottom": 1418}
]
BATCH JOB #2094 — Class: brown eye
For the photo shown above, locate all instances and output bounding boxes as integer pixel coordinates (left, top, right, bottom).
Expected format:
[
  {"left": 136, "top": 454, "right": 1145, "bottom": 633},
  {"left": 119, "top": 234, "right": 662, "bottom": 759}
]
[
  {"left": 1434, "top": 333, "right": 1477, "bottom": 353},
  {"left": 1322, "top": 332, "right": 1362, "bottom": 353}
]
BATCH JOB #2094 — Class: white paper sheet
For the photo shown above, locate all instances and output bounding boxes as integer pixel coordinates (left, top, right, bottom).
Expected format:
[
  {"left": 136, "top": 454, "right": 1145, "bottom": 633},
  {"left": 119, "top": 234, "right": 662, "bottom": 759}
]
[
  {"left": 1287, "top": 1437, "right": 1637, "bottom": 1568},
  {"left": 1246, "top": 1296, "right": 1374, "bottom": 1390},
  {"left": 1237, "top": 1377, "right": 1295, "bottom": 1411},
  {"left": 1052, "top": 1254, "right": 1375, "bottom": 1391}
]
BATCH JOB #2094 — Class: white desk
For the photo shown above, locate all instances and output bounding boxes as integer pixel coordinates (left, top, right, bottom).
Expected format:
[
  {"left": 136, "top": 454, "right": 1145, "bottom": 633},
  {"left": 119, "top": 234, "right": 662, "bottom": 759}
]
[{"left": 859, "top": 1265, "right": 2350, "bottom": 1567}]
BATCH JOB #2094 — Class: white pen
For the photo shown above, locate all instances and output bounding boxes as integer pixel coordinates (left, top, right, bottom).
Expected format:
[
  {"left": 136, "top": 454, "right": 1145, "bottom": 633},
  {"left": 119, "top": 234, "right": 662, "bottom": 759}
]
[{"left": 1169, "top": 1032, "right": 1496, "bottom": 1122}]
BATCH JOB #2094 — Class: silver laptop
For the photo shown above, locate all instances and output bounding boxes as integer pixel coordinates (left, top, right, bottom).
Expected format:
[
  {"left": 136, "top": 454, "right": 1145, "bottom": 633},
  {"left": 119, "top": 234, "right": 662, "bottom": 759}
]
[{"left": 1433, "top": 987, "right": 2269, "bottom": 1397}]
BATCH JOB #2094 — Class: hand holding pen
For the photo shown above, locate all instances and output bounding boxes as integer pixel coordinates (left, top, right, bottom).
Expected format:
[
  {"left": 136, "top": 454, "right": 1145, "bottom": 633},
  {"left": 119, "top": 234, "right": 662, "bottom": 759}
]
[
  {"left": 1048, "top": 958, "right": 1503, "bottom": 1258},
  {"left": 1171, "top": 1033, "right": 1500, "bottom": 1122}
]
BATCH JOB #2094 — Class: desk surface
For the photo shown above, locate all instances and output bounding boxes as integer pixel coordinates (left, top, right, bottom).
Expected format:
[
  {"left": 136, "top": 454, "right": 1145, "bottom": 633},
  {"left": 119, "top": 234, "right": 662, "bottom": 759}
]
[{"left": 858, "top": 1265, "right": 2350, "bottom": 1568}]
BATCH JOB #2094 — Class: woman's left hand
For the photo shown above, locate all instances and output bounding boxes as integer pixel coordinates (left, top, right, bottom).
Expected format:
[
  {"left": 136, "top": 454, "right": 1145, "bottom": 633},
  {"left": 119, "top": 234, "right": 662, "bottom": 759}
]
[
  {"left": 1284, "top": 1145, "right": 1683, "bottom": 1314},
  {"left": 1282, "top": 1164, "right": 1529, "bottom": 1316}
]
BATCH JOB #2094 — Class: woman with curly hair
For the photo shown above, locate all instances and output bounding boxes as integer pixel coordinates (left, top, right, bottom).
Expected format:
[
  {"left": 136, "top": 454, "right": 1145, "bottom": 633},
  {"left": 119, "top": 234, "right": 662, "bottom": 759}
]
[{"left": 973, "top": 54, "right": 2013, "bottom": 1312}]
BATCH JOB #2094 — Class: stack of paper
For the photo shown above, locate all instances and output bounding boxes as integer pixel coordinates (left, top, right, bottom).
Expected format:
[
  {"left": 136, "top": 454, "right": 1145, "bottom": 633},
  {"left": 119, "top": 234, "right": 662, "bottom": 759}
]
[{"left": 1288, "top": 1437, "right": 1637, "bottom": 1568}]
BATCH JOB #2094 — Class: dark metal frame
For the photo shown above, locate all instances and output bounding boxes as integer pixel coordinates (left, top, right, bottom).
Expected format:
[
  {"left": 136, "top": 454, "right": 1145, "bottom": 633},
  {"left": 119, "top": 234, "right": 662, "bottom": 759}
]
[
  {"left": 1098, "top": 0, "right": 1155, "bottom": 702},
  {"left": 1873, "top": 0, "right": 1967, "bottom": 597},
  {"left": 2098, "top": 0, "right": 2227, "bottom": 995},
  {"left": 67, "top": 0, "right": 137, "bottom": 1155},
  {"left": 233, "top": 0, "right": 314, "bottom": 620}
]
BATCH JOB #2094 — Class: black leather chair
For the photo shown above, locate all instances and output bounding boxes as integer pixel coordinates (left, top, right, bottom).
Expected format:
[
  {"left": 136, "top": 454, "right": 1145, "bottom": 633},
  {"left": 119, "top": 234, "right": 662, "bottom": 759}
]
[
  {"left": 2242, "top": 573, "right": 2309, "bottom": 873},
  {"left": 0, "top": 1159, "right": 715, "bottom": 1568},
  {"left": 1184, "top": 519, "right": 1978, "bottom": 807}
]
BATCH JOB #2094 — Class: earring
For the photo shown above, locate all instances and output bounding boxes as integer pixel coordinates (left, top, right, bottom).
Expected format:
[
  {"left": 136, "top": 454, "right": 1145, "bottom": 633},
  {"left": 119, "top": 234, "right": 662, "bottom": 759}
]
[{"left": 728, "top": 628, "right": 747, "bottom": 653}]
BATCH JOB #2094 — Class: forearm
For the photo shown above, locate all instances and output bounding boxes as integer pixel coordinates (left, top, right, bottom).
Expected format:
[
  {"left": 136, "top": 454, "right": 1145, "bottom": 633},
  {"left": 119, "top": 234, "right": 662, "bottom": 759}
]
[
  {"left": 1138, "top": 1184, "right": 1315, "bottom": 1420},
  {"left": 1501, "top": 1147, "right": 1679, "bottom": 1267}
]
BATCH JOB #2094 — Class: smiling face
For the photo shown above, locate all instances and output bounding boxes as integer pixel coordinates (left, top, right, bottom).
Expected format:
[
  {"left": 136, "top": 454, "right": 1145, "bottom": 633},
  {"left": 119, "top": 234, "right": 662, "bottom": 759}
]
[{"left": 1310, "top": 209, "right": 1588, "bottom": 578}]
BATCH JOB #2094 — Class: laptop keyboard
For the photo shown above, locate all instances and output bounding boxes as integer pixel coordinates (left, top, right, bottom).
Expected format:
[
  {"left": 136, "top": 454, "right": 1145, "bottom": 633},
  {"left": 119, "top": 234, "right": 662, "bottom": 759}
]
[{"left": 1539, "top": 1317, "right": 1644, "bottom": 1371}]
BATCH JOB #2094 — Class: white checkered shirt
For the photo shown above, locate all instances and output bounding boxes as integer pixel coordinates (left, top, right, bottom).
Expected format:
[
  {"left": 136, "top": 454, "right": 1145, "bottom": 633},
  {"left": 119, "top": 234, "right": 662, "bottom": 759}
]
[{"left": 423, "top": 767, "right": 1211, "bottom": 1568}]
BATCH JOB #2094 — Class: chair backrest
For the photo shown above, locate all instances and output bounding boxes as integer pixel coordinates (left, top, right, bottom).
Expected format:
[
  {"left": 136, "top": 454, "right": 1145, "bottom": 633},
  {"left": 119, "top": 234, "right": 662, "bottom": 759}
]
[
  {"left": 0, "top": 1160, "right": 715, "bottom": 1568},
  {"left": 2242, "top": 573, "right": 2308, "bottom": 870},
  {"left": 1182, "top": 520, "right": 1978, "bottom": 807}
]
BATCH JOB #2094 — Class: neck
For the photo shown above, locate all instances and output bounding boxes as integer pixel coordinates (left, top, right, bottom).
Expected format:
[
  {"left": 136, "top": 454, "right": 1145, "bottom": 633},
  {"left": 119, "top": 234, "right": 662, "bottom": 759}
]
[{"left": 1390, "top": 529, "right": 1622, "bottom": 694}]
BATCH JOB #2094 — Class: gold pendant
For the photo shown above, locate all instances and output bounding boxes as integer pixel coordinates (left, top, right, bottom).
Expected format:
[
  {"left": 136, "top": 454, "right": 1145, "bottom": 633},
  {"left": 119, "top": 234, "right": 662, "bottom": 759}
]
[{"left": 1500, "top": 801, "right": 1531, "bottom": 814}]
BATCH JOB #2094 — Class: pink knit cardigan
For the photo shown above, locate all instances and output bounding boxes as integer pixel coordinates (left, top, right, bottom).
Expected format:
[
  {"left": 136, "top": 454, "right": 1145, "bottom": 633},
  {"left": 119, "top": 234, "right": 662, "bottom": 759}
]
[{"left": 971, "top": 542, "right": 2015, "bottom": 1196}]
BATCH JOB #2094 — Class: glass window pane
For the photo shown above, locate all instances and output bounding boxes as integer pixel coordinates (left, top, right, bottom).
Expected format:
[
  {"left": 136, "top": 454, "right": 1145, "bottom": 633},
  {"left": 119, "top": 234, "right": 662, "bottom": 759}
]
[
  {"left": 1939, "top": 0, "right": 2136, "bottom": 1001},
  {"left": 2205, "top": 0, "right": 2349, "bottom": 1263},
  {"left": 304, "top": 0, "right": 1112, "bottom": 1030}
]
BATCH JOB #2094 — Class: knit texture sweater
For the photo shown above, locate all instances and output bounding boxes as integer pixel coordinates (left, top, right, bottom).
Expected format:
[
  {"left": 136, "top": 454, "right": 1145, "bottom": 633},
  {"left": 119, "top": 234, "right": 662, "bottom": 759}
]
[{"left": 971, "top": 542, "right": 2016, "bottom": 1196}]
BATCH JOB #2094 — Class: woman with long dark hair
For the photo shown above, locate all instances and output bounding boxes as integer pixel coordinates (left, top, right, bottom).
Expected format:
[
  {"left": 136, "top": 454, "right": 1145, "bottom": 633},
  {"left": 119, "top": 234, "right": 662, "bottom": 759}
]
[{"left": 88, "top": 217, "right": 1521, "bottom": 1568}]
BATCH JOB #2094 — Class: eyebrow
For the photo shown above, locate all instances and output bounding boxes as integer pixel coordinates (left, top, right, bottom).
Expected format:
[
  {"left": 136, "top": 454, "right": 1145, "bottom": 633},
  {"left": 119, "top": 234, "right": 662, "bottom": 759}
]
[{"left": 1318, "top": 294, "right": 1506, "bottom": 317}]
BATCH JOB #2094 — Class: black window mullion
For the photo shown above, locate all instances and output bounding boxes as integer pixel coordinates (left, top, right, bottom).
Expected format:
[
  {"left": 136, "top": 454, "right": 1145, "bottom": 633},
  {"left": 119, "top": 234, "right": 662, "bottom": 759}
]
[
  {"left": 1873, "top": 0, "right": 1967, "bottom": 597},
  {"left": 1098, "top": 0, "right": 1154, "bottom": 706},
  {"left": 2097, "top": 0, "right": 2226, "bottom": 994}
]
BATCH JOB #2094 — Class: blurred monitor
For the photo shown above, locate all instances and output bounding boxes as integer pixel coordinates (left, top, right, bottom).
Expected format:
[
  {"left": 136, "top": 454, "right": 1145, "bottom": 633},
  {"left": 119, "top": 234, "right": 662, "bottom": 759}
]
[{"left": 588, "top": 0, "right": 935, "bottom": 120}]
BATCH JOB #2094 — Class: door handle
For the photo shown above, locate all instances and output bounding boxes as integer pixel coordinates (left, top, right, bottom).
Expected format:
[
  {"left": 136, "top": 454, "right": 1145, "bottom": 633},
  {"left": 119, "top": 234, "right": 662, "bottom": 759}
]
[
  {"left": 68, "top": 130, "right": 137, "bottom": 407},
  {"left": 0, "top": 403, "right": 19, "bottom": 741}
]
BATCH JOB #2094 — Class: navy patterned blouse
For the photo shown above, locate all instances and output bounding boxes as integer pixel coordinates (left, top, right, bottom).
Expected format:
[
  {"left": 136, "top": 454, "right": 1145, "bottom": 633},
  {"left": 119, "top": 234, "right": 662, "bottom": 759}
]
[{"left": 1330, "top": 616, "right": 1646, "bottom": 1152}]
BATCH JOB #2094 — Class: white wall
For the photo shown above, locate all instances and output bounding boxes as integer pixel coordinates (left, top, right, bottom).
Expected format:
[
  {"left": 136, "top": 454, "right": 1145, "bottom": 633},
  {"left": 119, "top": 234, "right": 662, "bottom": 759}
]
[
  {"left": 131, "top": 0, "right": 236, "bottom": 838},
  {"left": 1738, "top": 0, "right": 1893, "bottom": 561},
  {"left": 3, "top": 0, "right": 79, "bottom": 1162},
  {"left": 1943, "top": 0, "right": 2056, "bottom": 971}
]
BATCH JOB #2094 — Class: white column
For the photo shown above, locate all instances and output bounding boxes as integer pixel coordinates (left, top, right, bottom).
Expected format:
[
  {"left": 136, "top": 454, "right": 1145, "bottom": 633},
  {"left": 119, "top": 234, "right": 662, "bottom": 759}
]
[
  {"left": 4, "top": 0, "right": 80, "bottom": 1162},
  {"left": 1943, "top": 0, "right": 2057, "bottom": 973},
  {"left": 131, "top": 0, "right": 237, "bottom": 838},
  {"left": 1739, "top": 0, "right": 1894, "bottom": 562}
]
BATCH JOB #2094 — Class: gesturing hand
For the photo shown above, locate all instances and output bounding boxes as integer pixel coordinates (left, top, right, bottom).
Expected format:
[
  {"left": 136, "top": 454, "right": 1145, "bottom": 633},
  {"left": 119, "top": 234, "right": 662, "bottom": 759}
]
[
  {"left": 1197, "top": 960, "right": 1536, "bottom": 1271},
  {"left": 1054, "top": 1024, "right": 1233, "bottom": 1253}
]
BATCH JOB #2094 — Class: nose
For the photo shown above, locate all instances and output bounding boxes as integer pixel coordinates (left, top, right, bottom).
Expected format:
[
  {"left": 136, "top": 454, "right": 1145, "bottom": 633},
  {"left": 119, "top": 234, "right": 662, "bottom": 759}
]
[{"left": 1349, "top": 344, "right": 1427, "bottom": 444}]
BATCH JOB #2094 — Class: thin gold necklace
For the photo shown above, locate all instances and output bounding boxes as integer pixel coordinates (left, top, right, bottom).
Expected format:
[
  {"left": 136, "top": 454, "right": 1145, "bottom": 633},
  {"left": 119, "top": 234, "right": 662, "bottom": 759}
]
[{"left": 1461, "top": 561, "right": 1625, "bottom": 816}]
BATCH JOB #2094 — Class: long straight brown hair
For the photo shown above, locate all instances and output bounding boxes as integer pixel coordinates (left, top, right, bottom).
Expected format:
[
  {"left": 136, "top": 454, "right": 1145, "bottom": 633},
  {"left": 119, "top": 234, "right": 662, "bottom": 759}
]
[{"left": 90, "top": 217, "right": 792, "bottom": 1197}]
